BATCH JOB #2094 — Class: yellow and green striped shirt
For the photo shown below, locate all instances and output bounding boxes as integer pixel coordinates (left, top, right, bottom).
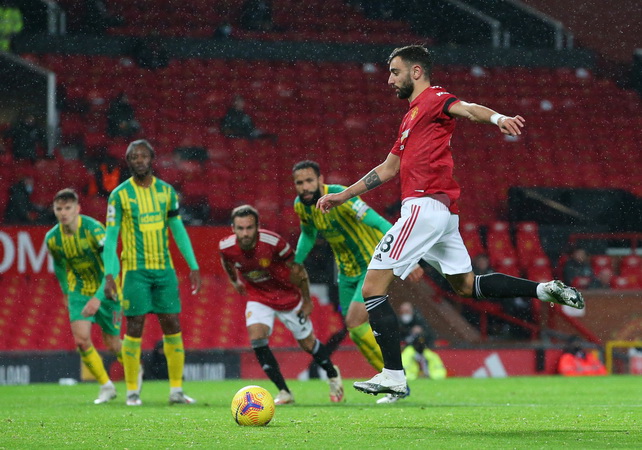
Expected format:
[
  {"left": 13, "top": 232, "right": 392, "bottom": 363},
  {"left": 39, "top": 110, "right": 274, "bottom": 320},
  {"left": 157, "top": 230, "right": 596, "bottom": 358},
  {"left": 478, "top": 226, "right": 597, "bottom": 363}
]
[
  {"left": 46, "top": 215, "right": 106, "bottom": 297},
  {"left": 106, "top": 176, "right": 179, "bottom": 271},
  {"left": 294, "top": 184, "right": 389, "bottom": 277}
]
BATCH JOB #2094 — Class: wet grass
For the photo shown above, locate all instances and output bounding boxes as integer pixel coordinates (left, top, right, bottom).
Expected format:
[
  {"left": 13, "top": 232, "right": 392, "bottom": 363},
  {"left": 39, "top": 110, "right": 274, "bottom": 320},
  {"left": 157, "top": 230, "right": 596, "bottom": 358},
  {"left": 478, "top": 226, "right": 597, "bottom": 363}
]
[{"left": 0, "top": 375, "right": 640, "bottom": 448}]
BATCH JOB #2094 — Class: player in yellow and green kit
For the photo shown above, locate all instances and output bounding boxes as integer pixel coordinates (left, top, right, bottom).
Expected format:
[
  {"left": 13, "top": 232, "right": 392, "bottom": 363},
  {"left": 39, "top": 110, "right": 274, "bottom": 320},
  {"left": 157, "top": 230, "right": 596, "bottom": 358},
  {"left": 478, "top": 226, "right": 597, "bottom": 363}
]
[
  {"left": 292, "top": 161, "right": 423, "bottom": 381},
  {"left": 46, "top": 188, "right": 122, "bottom": 405},
  {"left": 103, "top": 139, "right": 201, "bottom": 406}
]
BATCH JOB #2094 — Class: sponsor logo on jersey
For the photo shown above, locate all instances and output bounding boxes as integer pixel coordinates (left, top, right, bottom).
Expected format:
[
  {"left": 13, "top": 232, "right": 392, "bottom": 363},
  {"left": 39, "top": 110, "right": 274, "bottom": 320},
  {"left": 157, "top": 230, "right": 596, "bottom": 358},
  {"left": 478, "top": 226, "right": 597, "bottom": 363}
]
[
  {"left": 139, "top": 211, "right": 164, "bottom": 232},
  {"left": 246, "top": 270, "right": 271, "bottom": 283},
  {"left": 373, "top": 253, "right": 382, "bottom": 261}
]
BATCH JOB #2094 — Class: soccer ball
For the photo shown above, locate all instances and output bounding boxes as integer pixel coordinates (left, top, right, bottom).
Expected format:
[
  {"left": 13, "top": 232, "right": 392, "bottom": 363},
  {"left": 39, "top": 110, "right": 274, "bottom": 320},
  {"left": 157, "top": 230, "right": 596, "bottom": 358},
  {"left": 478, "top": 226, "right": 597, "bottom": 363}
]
[{"left": 230, "top": 385, "right": 275, "bottom": 426}]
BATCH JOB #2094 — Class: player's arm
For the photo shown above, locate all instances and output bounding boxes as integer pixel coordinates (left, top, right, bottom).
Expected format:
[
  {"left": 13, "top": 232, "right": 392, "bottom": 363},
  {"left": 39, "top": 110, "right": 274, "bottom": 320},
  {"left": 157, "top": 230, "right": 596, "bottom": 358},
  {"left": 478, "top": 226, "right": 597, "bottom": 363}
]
[
  {"left": 361, "top": 206, "right": 392, "bottom": 234},
  {"left": 287, "top": 260, "right": 313, "bottom": 320},
  {"left": 168, "top": 216, "right": 201, "bottom": 294},
  {"left": 448, "top": 100, "right": 525, "bottom": 136},
  {"left": 82, "top": 222, "right": 108, "bottom": 316},
  {"left": 219, "top": 254, "right": 246, "bottom": 296},
  {"left": 317, "top": 152, "right": 400, "bottom": 213},
  {"left": 167, "top": 187, "right": 201, "bottom": 294},
  {"left": 294, "top": 222, "right": 318, "bottom": 265},
  {"left": 103, "top": 194, "right": 122, "bottom": 300},
  {"left": 50, "top": 251, "right": 70, "bottom": 308}
]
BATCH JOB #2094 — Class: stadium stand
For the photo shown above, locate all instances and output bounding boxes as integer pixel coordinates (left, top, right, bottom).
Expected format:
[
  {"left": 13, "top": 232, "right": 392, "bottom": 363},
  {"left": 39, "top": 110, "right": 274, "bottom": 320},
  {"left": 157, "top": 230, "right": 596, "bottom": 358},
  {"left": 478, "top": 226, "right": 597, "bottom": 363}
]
[
  {"left": 0, "top": 274, "right": 345, "bottom": 351},
  {"left": 56, "top": 0, "right": 421, "bottom": 44},
  {"left": 1, "top": 1, "right": 642, "bottom": 352},
  {"left": 5, "top": 55, "right": 641, "bottom": 230}
]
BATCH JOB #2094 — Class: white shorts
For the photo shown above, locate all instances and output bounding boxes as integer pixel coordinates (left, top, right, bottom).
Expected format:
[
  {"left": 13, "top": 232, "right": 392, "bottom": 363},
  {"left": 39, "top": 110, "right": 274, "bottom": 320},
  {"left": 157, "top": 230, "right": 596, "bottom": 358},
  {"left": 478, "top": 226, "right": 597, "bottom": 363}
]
[
  {"left": 368, "top": 197, "right": 472, "bottom": 279},
  {"left": 245, "top": 300, "right": 314, "bottom": 341}
]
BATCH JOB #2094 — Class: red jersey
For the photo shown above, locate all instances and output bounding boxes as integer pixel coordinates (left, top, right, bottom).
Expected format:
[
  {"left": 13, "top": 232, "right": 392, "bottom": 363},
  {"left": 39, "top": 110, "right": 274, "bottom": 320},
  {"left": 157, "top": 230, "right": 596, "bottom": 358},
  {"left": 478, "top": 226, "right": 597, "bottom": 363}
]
[
  {"left": 219, "top": 229, "right": 301, "bottom": 311},
  {"left": 390, "top": 85, "right": 461, "bottom": 214}
]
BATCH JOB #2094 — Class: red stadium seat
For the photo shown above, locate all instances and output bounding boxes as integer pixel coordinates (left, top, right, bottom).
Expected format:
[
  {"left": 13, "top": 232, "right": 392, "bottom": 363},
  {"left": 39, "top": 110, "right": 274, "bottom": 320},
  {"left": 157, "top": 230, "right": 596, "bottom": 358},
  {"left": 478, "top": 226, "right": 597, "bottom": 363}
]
[
  {"left": 460, "top": 221, "right": 485, "bottom": 259},
  {"left": 591, "top": 255, "right": 614, "bottom": 275},
  {"left": 515, "top": 221, "right": 547, "bottom": 269},
  {"left": 494, "top": 256, "right": 521, "bottom": 277},
  {"left": 611, "top": 276, "right": 636, "bottom": 290},
  {"left": 486, "top": 221, "right": 517, "bottom": 268},
  {"left": 526, "top": 263, "right": 553, "bottom": 282},
  {"left": 619, "top": 255, "right": 642, "bottom": 277}
]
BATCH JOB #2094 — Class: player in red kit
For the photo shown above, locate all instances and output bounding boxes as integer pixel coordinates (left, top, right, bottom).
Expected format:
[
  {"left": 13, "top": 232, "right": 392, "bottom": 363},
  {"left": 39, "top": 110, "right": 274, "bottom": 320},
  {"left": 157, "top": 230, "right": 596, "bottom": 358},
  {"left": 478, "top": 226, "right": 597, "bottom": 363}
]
[
  {"left": 219, "top": 205, "right": 344, "bottom": 405},
  {"left": 317, "top": 45, "right": 585, "bottom": 398}
]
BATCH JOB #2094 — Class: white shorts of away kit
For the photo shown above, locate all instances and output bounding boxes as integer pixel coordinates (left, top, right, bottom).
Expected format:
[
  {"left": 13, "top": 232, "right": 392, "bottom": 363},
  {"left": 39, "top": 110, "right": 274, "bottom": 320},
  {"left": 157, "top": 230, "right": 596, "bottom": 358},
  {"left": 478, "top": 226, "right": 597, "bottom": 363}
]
[
  {"left": 245, "top": 300, "right": 313, "bottom": 340},
  {"left": 368, "top": 197, "right": 473, "bottom": 279}
]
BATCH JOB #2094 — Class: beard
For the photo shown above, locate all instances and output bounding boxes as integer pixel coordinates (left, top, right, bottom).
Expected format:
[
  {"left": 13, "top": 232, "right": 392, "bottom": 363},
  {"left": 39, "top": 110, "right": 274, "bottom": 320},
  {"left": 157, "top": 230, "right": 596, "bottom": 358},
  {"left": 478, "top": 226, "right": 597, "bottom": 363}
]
[
  {"left": 395, "top": 77, "right": 414, "bottom": 99},
  {"left": 129, "top": 165, "right": 152, "bottom": 178},
  {"left": 298, "top": 188, "right": 322, "bottom": 206},
  {"left": 238, "top": 234, "right": 257, "bottom": 250}
]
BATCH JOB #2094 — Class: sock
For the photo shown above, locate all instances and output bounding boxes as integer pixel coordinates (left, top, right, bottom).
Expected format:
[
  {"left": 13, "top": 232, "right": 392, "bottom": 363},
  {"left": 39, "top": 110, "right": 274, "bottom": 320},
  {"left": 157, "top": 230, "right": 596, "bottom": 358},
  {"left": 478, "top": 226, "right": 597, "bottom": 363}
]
[
  {"left": 382, "top": 368, "right": 406, "bottom": 382},
  {"left": 364, "top": 295, "right": 403, "bottom": 371},
  {"left": 122, "top": 335, "right": 142, "bottom": 392},
  {"left": 79, "top": 345, "right": 109, "bottom": 385},
  {"left": 308, "top": 328, "right": 348, "bottom": 378},
  {"left": 116, "top": 349, "right": 123, "bottom": 364},
  {"left": 349, "top": 322, "right": 384, "bottom": 371},
  {"left": 473, "top": 273, "right": 538, "bottom": 299},
  {"left": 163, "top": 332, "right": 185, "bottom": 389},
  {"left": 253, "top": 345, "right": 289, "bottom": 392},
  {"left": 537, "top": 283, "right": 555, "bottom": 302},
  {"left": 324, "top": 328, "right": 349, "bottom": 355},
  {"left": 310, "top": 339, "right": 338, "bottom": 378}
]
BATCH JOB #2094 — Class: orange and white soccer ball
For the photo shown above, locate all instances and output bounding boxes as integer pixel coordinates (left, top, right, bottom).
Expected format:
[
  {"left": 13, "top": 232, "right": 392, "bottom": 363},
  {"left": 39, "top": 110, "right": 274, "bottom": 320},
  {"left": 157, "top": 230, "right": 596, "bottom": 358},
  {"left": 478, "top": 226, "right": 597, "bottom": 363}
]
[{"left": 231, "top": 385, "right": 275, "bottom": 426}]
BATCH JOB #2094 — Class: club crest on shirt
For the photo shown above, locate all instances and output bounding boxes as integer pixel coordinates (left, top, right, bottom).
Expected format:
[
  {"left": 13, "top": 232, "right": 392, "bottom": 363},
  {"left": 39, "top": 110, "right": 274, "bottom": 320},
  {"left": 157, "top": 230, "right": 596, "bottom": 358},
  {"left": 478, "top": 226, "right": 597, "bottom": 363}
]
[
  {"left": 259, "top": 258, "right": 271, "bottom": 268},
  {"left": 410, "top": 106, "right": 419, "bottom": 120}
]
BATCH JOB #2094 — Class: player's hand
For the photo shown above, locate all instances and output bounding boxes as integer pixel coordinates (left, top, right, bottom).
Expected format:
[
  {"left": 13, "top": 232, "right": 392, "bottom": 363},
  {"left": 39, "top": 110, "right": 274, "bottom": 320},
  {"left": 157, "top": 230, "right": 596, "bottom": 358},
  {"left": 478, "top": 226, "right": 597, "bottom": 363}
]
[
  {"left": 81, "top": 297, "right": 101, "bottom": 317},
  {"left": 190, "top": 269, "right": 202, "bottom": 295},
  {"left": 316, "top": 192, "right": 345, "bottom": 213},
  {"left": 298, "top": 300, "right": 313, "bottom": 321},
  {"left": 498, "top": 115, "right": 525, "bottom": 136},
  {"left": 104, "top": 275, "right": 118, "bottom": 301},
  {"left": 406, "top": 265, "right": 424, "bottom": 283},
  {"left": 233, "top": 280, "right": 247, "bottom": 296}
]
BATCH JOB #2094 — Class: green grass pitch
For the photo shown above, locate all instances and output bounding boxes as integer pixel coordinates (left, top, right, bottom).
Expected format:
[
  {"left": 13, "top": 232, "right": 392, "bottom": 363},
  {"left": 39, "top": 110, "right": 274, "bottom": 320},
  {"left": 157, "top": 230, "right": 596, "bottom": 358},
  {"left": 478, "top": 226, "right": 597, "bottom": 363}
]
[{"left": 1, "top": 376, "right": 640, "bottom": 448}]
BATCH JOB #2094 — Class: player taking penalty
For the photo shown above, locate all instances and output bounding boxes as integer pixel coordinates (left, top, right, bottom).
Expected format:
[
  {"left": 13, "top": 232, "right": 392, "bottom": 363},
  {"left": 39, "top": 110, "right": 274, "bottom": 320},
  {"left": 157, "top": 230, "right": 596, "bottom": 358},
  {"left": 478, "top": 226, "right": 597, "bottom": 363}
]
[
  {"left": 292, "top": 160, "right": 423, "bottom": 381},
  {"left": 317, "top": 45, "right": 585, "bottom": 398},
  {"left": 46, "top": 188, "right": 122, "bottom": 404}
]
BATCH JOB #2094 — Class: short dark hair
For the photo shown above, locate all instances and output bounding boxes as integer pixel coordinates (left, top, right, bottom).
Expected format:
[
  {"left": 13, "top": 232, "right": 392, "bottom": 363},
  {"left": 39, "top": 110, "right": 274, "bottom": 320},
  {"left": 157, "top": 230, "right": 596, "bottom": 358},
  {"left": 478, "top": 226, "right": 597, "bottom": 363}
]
[
  {"left": 388, "top": 45, "right": 433, "bottom": 79},
  {"left": 125, "top": 139, "right": 155, "bottom": 160},
  {"left": 53, "top": 188, "right": 79, "bottom": 203},
  {"left": 292, "top": 160, "right": 320, "bottom": 177},
  {"left": 231, "top": 204, "right": 259, "bottom": 226}
]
